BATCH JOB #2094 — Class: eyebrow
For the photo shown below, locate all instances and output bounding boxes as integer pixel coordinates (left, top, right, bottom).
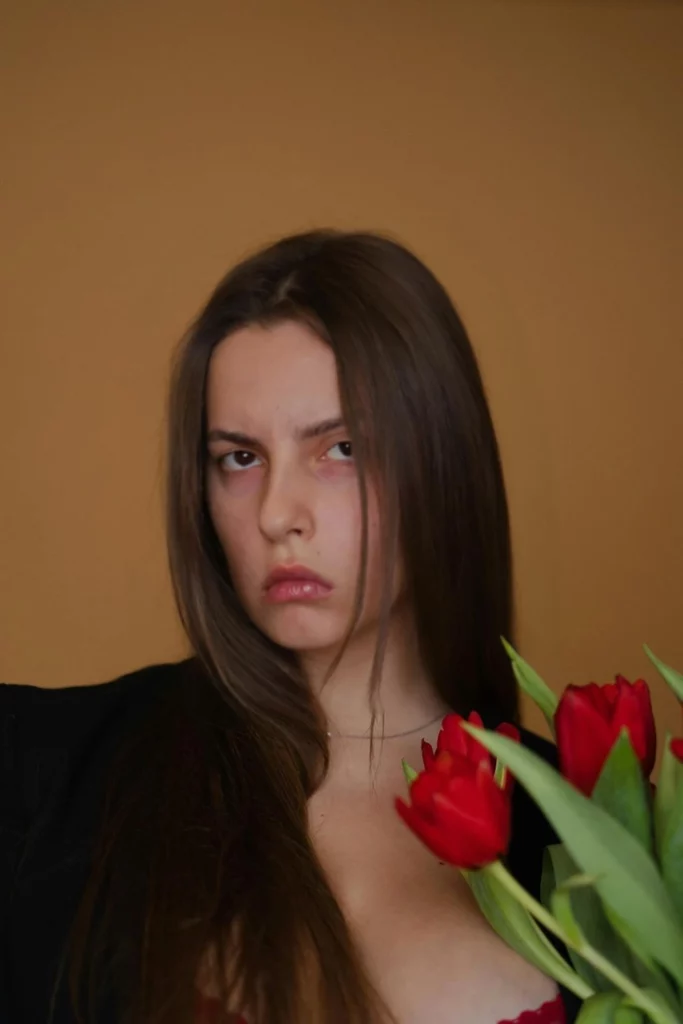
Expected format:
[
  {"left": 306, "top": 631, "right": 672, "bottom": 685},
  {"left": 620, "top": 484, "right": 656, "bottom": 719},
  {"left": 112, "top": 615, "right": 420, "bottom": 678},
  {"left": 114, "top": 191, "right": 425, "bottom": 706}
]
[{"left": 206, "top": 417, "right": 346, "bottom": 447}]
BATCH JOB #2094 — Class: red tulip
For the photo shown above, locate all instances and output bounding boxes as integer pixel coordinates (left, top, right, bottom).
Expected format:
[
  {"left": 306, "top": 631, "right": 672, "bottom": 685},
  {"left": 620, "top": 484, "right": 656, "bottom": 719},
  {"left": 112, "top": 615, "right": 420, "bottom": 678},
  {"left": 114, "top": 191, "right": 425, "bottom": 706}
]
[
  {"left": 396, "top": 712, "right": 519, "bottom": 869},
  {"left": 555, "top": 676, "right": 656, "bottom": 796},
  {"left": 671, "top": 737, "right": 683, "bottom": 762},
  {"left": 422, "top": 711, "right": 519, "bottom": 764}
]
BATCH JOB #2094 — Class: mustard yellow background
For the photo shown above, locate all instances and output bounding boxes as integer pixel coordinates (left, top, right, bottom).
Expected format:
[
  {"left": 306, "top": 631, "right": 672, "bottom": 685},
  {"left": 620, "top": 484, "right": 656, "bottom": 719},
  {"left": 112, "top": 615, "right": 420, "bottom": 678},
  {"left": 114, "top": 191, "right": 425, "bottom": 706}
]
[{"left": 1, "top": 1, "right": 681, "bottom": 742}]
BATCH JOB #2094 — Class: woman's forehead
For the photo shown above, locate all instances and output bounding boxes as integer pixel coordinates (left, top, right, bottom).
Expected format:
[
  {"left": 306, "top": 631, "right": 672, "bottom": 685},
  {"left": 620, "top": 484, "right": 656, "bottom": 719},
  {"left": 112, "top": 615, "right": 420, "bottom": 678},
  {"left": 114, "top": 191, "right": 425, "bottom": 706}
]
[{"left": 206, "top": 320, "right": 343, "bottom": 436}]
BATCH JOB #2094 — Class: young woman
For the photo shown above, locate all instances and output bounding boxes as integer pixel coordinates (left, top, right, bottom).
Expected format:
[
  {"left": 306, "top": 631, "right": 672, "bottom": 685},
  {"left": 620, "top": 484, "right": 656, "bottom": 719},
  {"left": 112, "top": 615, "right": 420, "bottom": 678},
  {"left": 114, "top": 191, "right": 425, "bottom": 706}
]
[{"left": 1, "top": 230, "right": 571, "bottom": 1024}]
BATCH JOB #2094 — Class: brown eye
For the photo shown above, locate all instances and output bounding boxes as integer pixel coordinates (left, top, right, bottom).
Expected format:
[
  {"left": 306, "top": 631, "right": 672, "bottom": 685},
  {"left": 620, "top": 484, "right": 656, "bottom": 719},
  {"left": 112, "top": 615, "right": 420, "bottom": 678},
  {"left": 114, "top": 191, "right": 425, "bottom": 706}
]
[
  {"left": 220, "top": 451, "right": 261, "bottom": 471},
  {"left": 326, "top": 441, "right": 353, "bottom": 461}
]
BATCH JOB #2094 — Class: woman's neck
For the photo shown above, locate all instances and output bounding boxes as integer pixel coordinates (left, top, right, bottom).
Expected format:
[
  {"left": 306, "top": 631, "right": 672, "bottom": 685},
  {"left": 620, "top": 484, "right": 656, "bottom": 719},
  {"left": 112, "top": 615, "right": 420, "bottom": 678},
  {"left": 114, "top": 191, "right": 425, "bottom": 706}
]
[{"left": 299, "top": 604, "right": 450, "bottom": 739}]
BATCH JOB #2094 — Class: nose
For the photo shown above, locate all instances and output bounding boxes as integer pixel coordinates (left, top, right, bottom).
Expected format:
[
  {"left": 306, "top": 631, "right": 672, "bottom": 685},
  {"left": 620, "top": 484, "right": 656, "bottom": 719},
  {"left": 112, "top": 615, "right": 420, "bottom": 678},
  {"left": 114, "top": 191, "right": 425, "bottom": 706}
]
[{"left": 258, "top": 463, "right": 314, "bottom": 542}]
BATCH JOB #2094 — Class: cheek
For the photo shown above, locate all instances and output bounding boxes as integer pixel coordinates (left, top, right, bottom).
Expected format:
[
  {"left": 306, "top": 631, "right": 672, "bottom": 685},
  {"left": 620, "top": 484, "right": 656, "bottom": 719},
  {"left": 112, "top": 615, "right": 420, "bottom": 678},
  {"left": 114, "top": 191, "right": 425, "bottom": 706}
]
[
  {"left": 206, "top": 479, "right": 260, "bottom": 584},
  {"left": 362, "top": 494, "right": 404, "bottom": 607},
  {"left": 316, "top": 476, "right": 371, "bottom": 576},
  {"left": 335, "top": 488, "right": 390, "bottom": 603},
  {"left": 364, "top": 514, "right": 389, "bottom": 602}
]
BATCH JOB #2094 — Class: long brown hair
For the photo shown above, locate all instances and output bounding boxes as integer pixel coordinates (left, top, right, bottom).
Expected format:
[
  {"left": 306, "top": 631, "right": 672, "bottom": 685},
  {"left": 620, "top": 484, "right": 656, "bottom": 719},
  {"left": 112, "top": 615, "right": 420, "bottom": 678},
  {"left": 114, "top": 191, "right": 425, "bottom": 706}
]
[{"left": 65, "top": 230, "right": 517, "bottom": 1024}]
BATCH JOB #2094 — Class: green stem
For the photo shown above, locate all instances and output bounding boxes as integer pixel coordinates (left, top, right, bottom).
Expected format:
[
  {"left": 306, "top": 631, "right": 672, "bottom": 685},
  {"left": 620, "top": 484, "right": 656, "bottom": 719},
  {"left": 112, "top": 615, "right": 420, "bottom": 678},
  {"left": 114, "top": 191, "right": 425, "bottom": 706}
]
[{"left": 487, "top": 862, "right": 680, "bottom": 1024}]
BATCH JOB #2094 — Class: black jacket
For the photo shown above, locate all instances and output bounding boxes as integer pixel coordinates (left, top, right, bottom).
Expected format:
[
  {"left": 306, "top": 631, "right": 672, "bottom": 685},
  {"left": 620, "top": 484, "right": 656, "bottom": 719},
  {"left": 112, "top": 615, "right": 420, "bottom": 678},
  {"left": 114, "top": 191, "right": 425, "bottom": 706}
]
[{"left": 0, "top": 660, "right": 579, "bottom": 1024}]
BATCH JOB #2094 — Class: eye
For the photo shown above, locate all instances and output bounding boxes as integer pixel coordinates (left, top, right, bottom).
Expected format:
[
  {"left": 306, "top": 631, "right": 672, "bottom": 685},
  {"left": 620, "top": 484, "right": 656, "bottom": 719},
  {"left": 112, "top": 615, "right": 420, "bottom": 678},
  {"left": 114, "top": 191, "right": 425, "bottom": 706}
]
[
  {"left": 326, "top": 441, "right": 353, "bottom": 461},
  {"left": 219, "top": 450, "right": 262, "bottom": 472}
]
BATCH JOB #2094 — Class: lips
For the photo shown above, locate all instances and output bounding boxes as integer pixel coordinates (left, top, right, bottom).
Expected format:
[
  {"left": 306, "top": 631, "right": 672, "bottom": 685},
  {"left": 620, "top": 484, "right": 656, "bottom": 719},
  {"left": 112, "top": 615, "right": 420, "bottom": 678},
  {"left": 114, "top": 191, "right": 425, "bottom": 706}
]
[
  {"left": 262, "top": 564, "right": 334, "bottom": 604},
  {"left": 263, "top": 564, "right": 333, "bottom": 591}
]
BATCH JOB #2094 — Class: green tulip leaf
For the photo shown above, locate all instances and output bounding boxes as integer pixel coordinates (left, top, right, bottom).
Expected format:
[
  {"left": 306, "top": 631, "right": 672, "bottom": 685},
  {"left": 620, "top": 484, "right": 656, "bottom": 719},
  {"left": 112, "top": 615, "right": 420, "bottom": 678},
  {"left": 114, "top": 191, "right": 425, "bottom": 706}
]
[
  {"left": 500, "top": 637, "right": 558, "bottom": 732},
  {"left": 546, "top": 845, "right": 620, "bottom": 991},
  {"left": 494, "top": 757, "right": 510, "bottom": 789},
  {"left": 547, "top": 844, "right": 647, "bottom": 992},
  {"left": 551, "top": 884, "right": 585, "bottom": 947},
  {"left": 592, "top": 731, "right": 653, "bottom": 853},
  {"left": 575, "top": 992, "right": 624, "bottom": 1024},
  {"left": 401, "top": 758, "right": 418, "bottom": 786},
  {"left": 602, "top": 902, "right": 659, "bottom": 972},
  {"left": 561, "top": 873, "right": 602, "bottom": 890},
  {"left": 464, "top": 726, "right": 683, "bottom": 987},
  {"left": 659, "top": 774, "right": 683, "bottom": 925},
  {"left": 614, "top": 1007, "right": 643, "bottom": 1024},
  {"left": 654, "top": 737, "right": 683, "bottom": 855},
  {"left": 464, "top": 865, "right": 590, "bottom": 999},
  {"left": 643, "top": 646, "right": 683, "bottom": 702},
  {"left": 576, "top": 992, "right": 660, "bottom": 1024},
  {"left": 604, "top": 904, "right": 682, "bottom": 1015},
  {"left": 553, "top": 872, "right": 679, "bottom": 1016},
  {"left": 633, "top": 990, "right": 683, "bottom": 1024},
  {"left": 548, "top": 846, "right": 680, "bottom": 1013},
  {"left": 540, "top": 845, "right": 556, "bottom": 911}
]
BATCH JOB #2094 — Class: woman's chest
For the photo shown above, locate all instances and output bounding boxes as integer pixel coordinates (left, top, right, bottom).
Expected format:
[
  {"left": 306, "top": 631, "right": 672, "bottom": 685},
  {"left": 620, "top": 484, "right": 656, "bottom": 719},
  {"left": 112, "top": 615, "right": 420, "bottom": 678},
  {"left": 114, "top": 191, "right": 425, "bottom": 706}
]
[{"left": 307, "top": 780, "right": 557, "bottom": 1024}]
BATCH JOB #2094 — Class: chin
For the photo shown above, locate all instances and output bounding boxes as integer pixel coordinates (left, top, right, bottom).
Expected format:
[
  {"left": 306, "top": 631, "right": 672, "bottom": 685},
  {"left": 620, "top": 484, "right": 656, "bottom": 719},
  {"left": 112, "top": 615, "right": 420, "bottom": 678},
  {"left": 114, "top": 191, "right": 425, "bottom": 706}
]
[{"left": 256, "top": 606, "right": 349, "bottom": 654}]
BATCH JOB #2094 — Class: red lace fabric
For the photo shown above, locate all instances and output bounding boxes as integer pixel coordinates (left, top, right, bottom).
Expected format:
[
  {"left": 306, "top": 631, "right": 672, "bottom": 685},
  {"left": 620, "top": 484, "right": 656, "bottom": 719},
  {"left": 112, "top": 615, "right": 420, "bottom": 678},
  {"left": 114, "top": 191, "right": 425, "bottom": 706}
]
[
  {"left": 499, "top": 995, "right": 567, "bottom": 1024},
  {"left": 195, "top": 992, "right": 566, "bottom": 1024}
]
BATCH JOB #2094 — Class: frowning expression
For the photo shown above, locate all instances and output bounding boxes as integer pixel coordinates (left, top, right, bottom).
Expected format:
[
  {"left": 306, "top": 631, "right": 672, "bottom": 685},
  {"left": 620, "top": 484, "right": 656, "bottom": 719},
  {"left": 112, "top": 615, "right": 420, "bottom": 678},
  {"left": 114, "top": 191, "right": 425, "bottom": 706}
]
[{"left": 205, "top": 319, "right": 401, "bottom": 655}]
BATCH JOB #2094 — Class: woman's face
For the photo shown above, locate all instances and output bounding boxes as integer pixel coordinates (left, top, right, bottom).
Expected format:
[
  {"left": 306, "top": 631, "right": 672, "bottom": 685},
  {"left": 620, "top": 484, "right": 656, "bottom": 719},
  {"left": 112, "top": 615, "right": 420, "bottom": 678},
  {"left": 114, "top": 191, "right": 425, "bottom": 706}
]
[{"left": 205, "top": 319, "right": 401, "bottom": 655}]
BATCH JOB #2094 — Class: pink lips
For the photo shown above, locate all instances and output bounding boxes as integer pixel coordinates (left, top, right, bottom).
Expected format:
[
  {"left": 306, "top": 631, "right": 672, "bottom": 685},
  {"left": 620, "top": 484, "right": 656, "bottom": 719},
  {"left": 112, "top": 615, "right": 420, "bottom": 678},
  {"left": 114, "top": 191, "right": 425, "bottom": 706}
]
[{"left": 263, "top": 564, "right": 333, "bottom": 603}]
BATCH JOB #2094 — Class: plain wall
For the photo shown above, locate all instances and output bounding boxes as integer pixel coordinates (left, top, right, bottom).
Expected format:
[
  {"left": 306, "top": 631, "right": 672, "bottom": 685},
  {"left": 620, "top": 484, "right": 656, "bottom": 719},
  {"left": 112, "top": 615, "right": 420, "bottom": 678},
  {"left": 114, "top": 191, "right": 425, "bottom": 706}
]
[{"left": 1, "top": 0, "right": 682, "bottom": 741}]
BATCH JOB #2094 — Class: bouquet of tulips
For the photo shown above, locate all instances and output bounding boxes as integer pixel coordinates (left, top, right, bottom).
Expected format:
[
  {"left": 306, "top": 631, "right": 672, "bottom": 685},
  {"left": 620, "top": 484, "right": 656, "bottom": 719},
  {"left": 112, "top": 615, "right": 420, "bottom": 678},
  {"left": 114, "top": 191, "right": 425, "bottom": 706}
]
[{"left": 396, "top": 643, "right": 683, "bottom": 1024}]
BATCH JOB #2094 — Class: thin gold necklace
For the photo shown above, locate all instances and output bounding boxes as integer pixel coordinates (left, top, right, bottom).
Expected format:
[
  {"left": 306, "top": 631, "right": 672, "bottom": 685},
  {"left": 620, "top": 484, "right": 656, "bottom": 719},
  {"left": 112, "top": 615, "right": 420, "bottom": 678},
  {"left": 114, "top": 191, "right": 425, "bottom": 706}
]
[{"left": 327, "top": 711, "right": 444, "bottom": 741}]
